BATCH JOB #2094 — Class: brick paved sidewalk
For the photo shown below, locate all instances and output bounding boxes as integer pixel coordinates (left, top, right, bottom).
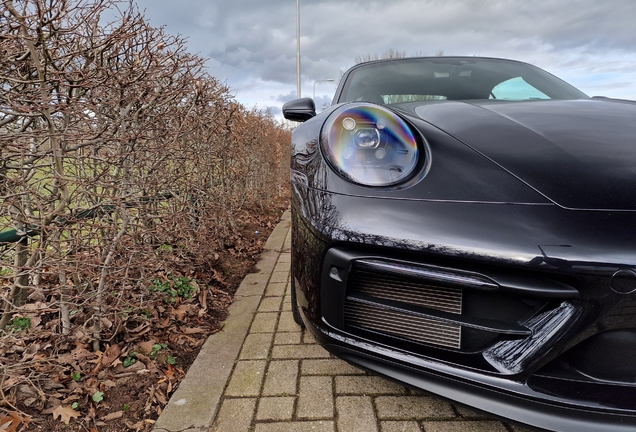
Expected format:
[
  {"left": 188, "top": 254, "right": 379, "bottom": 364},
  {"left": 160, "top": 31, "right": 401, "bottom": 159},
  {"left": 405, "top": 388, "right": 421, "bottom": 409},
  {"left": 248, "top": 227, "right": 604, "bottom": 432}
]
[{"left": 155, "top": 211, "right": 532, "bottom": 432}]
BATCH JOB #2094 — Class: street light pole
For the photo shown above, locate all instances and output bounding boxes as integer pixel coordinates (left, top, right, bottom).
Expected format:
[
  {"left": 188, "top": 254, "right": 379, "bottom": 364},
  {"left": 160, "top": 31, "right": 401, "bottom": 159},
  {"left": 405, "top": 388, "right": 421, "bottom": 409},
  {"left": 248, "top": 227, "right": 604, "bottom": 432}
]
[
  {"left": 296, "top": 0, "right": 301, "bottom": 98},
  {"left": 313, "top": 79, "right": 335, "bottom": 100}
]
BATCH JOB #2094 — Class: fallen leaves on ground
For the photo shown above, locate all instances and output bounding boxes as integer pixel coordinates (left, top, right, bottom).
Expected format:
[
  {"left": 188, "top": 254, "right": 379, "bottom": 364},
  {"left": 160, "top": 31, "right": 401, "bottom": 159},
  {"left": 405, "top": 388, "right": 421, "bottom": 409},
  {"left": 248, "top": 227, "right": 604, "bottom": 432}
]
[{"left": 0, "top": 203, "right": 288, "bottom": 432}]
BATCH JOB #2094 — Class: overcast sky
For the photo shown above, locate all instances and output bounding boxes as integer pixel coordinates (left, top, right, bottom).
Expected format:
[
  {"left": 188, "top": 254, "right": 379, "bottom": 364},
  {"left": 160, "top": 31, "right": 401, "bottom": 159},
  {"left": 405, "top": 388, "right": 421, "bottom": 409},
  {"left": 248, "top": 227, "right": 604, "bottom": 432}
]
[{"left": 131, "top": 0, "right": 636, "bottom": 116}]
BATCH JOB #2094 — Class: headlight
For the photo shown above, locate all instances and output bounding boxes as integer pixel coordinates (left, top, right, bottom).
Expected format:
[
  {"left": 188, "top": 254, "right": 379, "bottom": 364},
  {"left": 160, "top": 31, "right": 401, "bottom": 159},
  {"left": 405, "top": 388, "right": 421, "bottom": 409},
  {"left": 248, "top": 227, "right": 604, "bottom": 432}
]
[{"left": 320, "top": 103, "right": 420, "bottom": 186}]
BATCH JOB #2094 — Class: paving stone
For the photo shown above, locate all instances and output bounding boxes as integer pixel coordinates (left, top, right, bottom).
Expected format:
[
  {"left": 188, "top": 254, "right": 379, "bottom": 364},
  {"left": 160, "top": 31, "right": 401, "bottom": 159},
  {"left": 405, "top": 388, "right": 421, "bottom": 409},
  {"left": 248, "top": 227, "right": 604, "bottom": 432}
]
[
  {"left": 270, "top": 271, "right": 289, "bottom": 284},
  {"left": 210, "top": 398, "right": 256, "bottom": 432},
  {"left": 278, "top": 310, "right": 301, "bottom": 332},
  {"left": 420, "top": 421, "right": 509, "bottom": 432},
  {"left": 335, "top": 376, "right": 408, "bottom": 395},
  {"left": 297, "top": 376, "right": 334, "bottom": 419},
  {"left": 303, "top": 328, "right": 317, "bottom": 344},
  {"left": 336, "top": 396, "right": 379, "bottom": 432},
  {"left": 282, "top": 299, "right": 293, "bottom": 311},
  {"left": 254, "top": 421, "right": 334, "bottom": 432},
  {"left": 258, "top": 296, "right": 283, "bottom": 312},
  {"left": 256, "top": 396, "right": 295, "bottom": 421},
  {"left": 254, "top": 250, "right": 279, "bottom": 275},
  {"left": 274, "top": 262, "right": 291, "bottom": 273},
  {"left": 272, "top": 344, "right": 331, "bottom": 359},
  {"left": 264, "top": 224, "right": 289, "bottom": 250},
  {"left": 265, "top": 282, "right": 287, "bottom": 297},
  {"left": 224, "top": 360, "right": 267, "bottom": 397},
  {"left": 508, "top": 425, "right": 536, "bottom": 432},
  {"left": 236, "top": 273, "right": 269, "bottom": 297},
  {"left": 238, "top": 333, "right": 273, "bottom": 360},
  {"left": 454, "top": 405, "right": 491, "bottom": 419},
  {"left": 277, "top": 253, "right": 292, "bottom": 263},
  {"left": 274, "top": 331, "right": 302, "bottom": 345},
  {"left": 381, "top": 421, "right": 422, "bottom": 432},
  {"left": 250, "top": 312, "right": 278, "bottom": 333},
  {"left": 375, "top": 396, "right": 455, "bottom": 420},
  {"left": 301, "top": 359, "right": 366, "bottom": 376},
  {"left": 262, "top": 360, "right": 299, "bottom": 396}
]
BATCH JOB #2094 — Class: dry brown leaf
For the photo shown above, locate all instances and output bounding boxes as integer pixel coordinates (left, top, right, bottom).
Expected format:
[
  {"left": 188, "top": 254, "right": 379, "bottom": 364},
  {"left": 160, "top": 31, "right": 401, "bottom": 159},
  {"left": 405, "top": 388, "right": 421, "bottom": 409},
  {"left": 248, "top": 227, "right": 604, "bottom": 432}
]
[
  {"left": 181, "top": 327, "right": 206, "bottom": 334},
  {"left": 62, "top": 394, "right": 81, "bottom": 404},
  {"left": 2, "top": 377, "right": 19, "bottom": 388},
  {"left": 29, "top": 315, "right": 42, "bottom": 330},
  {"left": 126, "top": 419, "right": 146, "bottom": 431},
  {"left": 100, "top": 317, "right": 113, "bottom": 329},
  {"left": 135, "top": 353, "right": 153, "bottom": 368},
  {"left": 198, "top": 287, "right": 208, "bottom": 312},
  {"left": 154, "top": 388, "right": 167, "bottom": 405},
  {"left": 155, "top": 317, "right": 171, "bottom": 329},
  {"left": 112, "top": 359, "right": 145, "bottom": 374},
  {"left": 163, "top": 364, "right": 175, "bottom": 379},
  {"left": 101, "top": 344, "right": 121, "bottom": 367},
  {"left": 128, "top": 323, "right": 150, "bottom": 334},
  {"left": 189, "top": 279, "right": 200, "bottom": 293},
  {"left": 99, "top": 411, "right": 123, "bottom": 421},
  {"left": 51, "top": 405, "right": 80, "bottom": 425},
  {"left": 88, "top": 351, "right": 104, "bottom": 365},
  {"left": 137, "top": 340, "right": 155, "bottom": 355},
  {"left": 70, "top": 346, "right": 97, "bottom": 362},
  {"left": 172, "top": 305, "right": 189, "bottom": 321},
  {"left": 71, "top": 328, "right": 90, "bottom": 342},
  {"left": 0, "top": 412, "right": 30, "bottom": 432},
  {"left": 19, "top": 302, "right": 49, "bottom": 311}
]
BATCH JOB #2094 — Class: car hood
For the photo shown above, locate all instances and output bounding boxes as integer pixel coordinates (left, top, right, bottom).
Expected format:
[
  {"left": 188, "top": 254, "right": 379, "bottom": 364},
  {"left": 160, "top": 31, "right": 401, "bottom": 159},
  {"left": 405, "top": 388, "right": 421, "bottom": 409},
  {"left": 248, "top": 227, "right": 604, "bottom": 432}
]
[{"left": 412, "top": 99, "right": 636, "bottom": 211}]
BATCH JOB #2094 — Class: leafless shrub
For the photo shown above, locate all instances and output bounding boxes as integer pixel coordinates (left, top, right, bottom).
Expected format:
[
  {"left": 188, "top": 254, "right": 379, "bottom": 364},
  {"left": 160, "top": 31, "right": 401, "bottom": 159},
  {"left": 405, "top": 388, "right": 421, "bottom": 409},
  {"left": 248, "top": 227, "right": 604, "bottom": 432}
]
[{"left": 0, "top": 0, "right": 290, "bottom": 352}]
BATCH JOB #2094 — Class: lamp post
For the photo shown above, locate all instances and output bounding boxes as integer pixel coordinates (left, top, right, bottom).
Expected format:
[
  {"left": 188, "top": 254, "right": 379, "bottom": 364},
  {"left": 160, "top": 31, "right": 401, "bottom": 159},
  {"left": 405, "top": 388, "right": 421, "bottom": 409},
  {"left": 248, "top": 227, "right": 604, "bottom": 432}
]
[
  {"left": 296, "top": 0, "right": 301, "bottom": 98},
  {"left": 313, "top": 79, "right": 334, "bottom": 100}
]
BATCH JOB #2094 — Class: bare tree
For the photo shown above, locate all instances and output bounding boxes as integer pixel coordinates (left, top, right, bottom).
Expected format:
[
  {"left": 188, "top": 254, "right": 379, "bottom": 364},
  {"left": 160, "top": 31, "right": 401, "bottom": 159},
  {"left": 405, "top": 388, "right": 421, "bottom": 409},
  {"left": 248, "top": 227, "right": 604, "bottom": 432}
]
[{"left": 355, "top": 48, "right": 407, "bottom": 64}]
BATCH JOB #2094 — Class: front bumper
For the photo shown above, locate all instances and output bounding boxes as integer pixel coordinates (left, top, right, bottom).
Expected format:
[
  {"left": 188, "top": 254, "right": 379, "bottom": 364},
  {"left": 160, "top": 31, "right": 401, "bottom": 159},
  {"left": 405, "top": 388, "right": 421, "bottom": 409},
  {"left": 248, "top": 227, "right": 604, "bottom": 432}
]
[
  {"left": 305, "top": 315, "right": 636, "bottom": 432},
  {"left": 292, "top": 191, "right": 636, "bottom": 431}
]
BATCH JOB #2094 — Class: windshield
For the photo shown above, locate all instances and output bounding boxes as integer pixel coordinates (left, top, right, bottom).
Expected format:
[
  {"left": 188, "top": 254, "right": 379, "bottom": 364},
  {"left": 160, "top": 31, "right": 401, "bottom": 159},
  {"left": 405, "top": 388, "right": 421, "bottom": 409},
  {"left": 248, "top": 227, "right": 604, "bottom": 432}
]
[{"left": 338, "top": 57, "right": 588, "bottom": 104}]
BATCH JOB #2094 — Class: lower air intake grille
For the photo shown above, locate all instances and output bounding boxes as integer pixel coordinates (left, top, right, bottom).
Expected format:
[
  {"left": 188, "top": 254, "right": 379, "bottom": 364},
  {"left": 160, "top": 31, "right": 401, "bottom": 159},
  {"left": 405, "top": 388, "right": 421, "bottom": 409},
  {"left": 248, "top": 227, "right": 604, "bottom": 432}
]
[
  {"left": 345, "top": 302, "right": 462, "bottom": 348},
  {"left": 344, "top": 263, "right": 463, "bottom": 349}
]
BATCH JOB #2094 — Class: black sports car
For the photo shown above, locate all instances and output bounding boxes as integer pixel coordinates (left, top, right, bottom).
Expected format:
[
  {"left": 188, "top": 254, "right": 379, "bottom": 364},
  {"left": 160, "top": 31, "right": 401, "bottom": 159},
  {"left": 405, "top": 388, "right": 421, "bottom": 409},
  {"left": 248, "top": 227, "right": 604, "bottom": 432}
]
[{"left": 283, "top": 57, "right": 636, "bottom": 432}]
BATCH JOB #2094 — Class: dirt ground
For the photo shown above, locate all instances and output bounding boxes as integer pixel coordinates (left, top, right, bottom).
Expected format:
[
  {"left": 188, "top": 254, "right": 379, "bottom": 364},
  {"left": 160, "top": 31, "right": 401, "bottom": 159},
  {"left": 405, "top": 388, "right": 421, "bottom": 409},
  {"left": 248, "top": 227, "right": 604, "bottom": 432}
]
[{"left": 0, "top": 200, "right": 290, "bottom": 432}]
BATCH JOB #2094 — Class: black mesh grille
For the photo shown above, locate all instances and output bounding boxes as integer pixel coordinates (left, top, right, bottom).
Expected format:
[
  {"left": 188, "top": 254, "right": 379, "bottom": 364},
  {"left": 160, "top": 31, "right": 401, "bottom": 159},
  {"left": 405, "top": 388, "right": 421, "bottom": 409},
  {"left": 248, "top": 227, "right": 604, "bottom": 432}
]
[{"left": 344, "top": 264, "right": 463, "bottom": 349}]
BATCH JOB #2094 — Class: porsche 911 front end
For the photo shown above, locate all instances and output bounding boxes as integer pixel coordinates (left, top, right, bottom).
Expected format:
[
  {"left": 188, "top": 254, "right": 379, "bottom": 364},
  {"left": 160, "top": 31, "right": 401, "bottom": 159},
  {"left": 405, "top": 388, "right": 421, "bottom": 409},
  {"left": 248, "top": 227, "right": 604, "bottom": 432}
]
[{"left": 284, "top": 57, "right": 636, "bottom": 432}]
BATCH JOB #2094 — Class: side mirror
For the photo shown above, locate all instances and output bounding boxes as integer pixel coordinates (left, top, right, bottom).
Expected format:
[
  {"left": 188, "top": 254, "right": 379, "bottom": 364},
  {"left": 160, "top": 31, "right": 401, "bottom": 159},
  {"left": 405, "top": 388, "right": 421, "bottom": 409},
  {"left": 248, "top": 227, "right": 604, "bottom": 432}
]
[{"left": 283, "top": 98, "right": 316, "bottom": 122}]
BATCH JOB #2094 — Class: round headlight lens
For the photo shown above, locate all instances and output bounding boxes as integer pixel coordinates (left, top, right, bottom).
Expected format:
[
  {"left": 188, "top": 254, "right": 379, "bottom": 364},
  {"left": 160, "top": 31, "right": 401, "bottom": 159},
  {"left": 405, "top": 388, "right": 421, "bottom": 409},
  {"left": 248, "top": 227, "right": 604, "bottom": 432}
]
[
  {"left": 320, "top": 103, "right": 420, "bottom": 186},
  {"left": 354, "top": 128, "right": 381, "bottom": 148}
]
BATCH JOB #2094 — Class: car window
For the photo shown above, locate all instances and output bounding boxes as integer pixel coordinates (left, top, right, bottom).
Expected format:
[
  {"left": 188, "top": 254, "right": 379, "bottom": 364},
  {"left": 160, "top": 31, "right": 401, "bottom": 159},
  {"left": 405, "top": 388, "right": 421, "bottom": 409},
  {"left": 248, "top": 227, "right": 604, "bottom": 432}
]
[
  {"left": 490, "top": 77, "right": 550, "bottom": 100},
  {"left": 338, "top": 58, "right": 588, "bottom": 103},
  {"left": 382, "top": 94, "right": 447, "bottom": 104}
]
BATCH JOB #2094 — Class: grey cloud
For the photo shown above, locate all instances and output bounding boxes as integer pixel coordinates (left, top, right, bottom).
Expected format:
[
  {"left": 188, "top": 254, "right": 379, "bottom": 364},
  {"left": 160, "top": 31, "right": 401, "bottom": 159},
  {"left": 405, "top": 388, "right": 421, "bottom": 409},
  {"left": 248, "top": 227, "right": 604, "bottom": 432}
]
[
  {"left": 265, "top": 106, "right": 282, "bottom": 116},
  {"left": 131, "top": 0, "right": 636, "bottom": 113},
  {"left": 275, "top": 91, "right": 298, "bottom": 104}
]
